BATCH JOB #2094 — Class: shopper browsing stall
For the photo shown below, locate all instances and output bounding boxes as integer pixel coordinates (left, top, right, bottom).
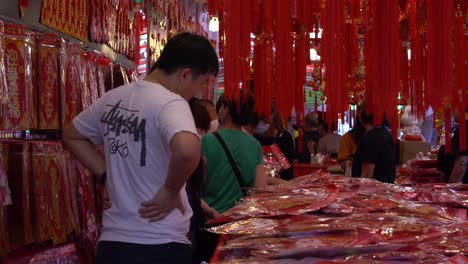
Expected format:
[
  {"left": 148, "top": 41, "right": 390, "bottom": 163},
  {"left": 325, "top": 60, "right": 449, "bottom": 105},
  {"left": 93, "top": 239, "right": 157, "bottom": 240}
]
[
  {"left": 447, "top": 108, "right": 468, "bottom": 184},
  {"left": 351, "top": 107, "right": 396, "bottom": 183},
  {"left": 63, "top": 32, "right": 218, "bottom": 264},
  {"left": 317, "top": 122, "right": 342, "bottom": 158}
]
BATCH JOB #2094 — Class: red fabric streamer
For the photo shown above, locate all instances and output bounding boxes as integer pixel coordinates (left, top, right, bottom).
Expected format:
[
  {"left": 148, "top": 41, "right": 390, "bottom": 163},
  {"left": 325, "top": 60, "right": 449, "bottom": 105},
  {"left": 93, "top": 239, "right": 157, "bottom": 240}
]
[
  {"left": 445, "top": 109, "right": 452, "bottom": 153},
  {"left": 274, "top": 0, "right": 294, "bottom": 117},
  {"left": 364, "top": 0, "right": 401, "bottom": 140},
  {"left": 454, "top": 1, "right": 466, "bottom": 151},
  {"left": 208, "top": 0, "right": 222, "bottom": 15},
  {"left": 408, "top": 0, "right": 425, "bottom": 119},
  {"left": 294, "top": 1, "right": 309, "bottom": 120},
  {"left": 322, "top": 0, "right": 346, "bottom": 128},
  {"left": 222, "top": 0, "right": 241, "bottom": 101},
  {"left": 426, "top": 0, "right": 455, "bottom": 110}
]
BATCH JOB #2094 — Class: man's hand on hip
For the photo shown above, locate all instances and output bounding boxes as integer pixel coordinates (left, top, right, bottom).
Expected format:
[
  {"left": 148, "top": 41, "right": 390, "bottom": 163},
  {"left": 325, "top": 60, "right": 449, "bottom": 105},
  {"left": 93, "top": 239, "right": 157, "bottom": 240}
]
[{"left": 138, "top": 185, "right": 185, "bottom": 222}]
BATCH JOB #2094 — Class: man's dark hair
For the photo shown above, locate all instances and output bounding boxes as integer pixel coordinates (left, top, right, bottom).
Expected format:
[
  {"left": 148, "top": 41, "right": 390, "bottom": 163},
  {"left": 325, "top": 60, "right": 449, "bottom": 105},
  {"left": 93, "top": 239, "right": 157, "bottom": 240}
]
[
  {"left": 150, "top": 32, "right": 219, "bottom": 77},
  {"left": 246, "top": 111, "right": 259, "bottom": 129},
  {"left": 221, "top": 92, "right": 255, "bottom": 126},
  {"left": 189, "top": 98, "right": 211, "bottom": 132}
]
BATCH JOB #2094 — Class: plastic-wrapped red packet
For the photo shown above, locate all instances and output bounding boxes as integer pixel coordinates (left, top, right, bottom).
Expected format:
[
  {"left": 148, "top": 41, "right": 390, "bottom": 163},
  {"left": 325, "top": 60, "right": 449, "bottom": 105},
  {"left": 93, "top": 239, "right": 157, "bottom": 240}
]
[
  {"left": 0, "top": 206, "right": 9, "bottom": 258},
  {"left": 82, "top": 52, "right": 100, "bottom": 107},
  {"left": 5, "top": 142, "right": 34, "bottom": 245},
  {"left": 60, "top": 42, "right": 83, "bottom": 129},
  {"left": 0, "top": 20, "right": 8, "bottom": 106},
  {"left": 97, "top": 57, "right": 111, "bottom": 98},
  {"left": 29, "top": 243, "right": 79, "bottom": 264},
  {"left": 3, "top": 24, "right": 37, "bottom": 130},
  {"left": 37, "top": 33, "right": 60, "bottom": 129}
]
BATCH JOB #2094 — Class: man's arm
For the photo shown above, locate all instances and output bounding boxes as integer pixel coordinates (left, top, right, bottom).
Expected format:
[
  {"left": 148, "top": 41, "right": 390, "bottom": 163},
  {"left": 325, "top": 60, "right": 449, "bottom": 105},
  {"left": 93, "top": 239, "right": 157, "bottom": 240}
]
[
  {"left": 361, "top": 162, "right": 375, "bottom": 179},
  {"left": 139, "top": 131, "right": 200, "bottom": 222},
  {"left": 63, "top": 124, "right": 105, "bottom": 177},
  {"left": 448, "top": 156, "right": 468, "bottom": 183}
]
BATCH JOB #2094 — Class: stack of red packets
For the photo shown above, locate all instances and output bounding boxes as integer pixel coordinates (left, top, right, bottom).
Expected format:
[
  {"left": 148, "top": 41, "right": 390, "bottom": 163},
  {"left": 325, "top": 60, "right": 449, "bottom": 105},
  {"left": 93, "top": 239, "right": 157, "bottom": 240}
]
[{"left": 208, "top": 172, "right": 467, "bottom": 263}]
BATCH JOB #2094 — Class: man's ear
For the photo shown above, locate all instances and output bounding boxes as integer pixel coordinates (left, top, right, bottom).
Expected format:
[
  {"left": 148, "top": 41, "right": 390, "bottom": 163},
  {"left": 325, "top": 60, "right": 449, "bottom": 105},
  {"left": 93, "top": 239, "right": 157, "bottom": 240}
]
[{"left": 178, "top": 68, "right": 193, "bottom": 81}]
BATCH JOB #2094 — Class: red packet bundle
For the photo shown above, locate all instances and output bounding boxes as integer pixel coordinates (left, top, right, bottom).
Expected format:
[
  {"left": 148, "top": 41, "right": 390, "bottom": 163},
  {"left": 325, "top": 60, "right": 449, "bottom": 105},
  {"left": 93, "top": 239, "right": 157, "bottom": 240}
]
[
  {"left": 120, "top": 64, "right": 130, "bottom": 84},
  {"left": 80, "top": 52, "right": 99, "bottom": 109},
  {"left": 37, "top": 33, "right": 60, "bottom": 129},
  {"left": 32, "top": 141, "right": 69, "bottom": 244},
  {"left": 0, "top": 206, "right": 8, "bottom": 258},
  {"left": 60, "top": 42, "right": 82, "bottom": 129},
  {"left": 76, "top": 162, "right": 99, "bottom": 244},
  {"left": 29, "top": 243, "right": 79, "bottom": 264},
  {"left": 3, "top": 24, "right": 37, "bottom": 130},
  {"left": 0, "top": 20, "right": 8, "bottom": 107},
  {"left": 4, "top": 142, "right": 34, "bottom": 246},
  {"left": 96, "top": 57, "right": 111, "bottom": 97}
]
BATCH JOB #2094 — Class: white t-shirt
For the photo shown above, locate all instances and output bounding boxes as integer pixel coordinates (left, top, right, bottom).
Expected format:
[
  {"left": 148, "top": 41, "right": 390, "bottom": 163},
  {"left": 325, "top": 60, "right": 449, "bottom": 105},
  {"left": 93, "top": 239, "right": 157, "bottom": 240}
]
[{"left": 73, "top": 80, "right": 197, "bottom": 245}]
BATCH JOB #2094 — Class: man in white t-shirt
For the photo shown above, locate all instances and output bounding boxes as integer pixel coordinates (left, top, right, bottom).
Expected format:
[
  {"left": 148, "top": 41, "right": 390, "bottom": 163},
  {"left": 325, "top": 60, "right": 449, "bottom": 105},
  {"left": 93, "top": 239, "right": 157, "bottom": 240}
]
[{"left": 63, "top": 33, "right": 218, "bottom": 264}]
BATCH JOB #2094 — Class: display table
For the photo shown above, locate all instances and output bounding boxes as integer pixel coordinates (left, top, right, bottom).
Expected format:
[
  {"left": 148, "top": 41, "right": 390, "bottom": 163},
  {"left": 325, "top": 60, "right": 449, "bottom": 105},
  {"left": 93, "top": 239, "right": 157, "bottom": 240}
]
[
  {"left": 206, "top": 172, "right": 468, "bottom": 263},
  {"left": 292, "top": 162, "right": 327, "bottom": 178}
]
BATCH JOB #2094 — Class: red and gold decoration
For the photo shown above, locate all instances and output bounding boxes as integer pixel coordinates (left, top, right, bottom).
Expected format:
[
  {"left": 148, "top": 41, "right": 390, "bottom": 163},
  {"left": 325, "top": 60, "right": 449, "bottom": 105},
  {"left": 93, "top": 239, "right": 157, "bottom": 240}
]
[
  {"left": 37, "top": 33, "right": 60, "bottom": 129},
  {"left": 60, "top": 42, "right": 83, "bottom": 129},
  {"left": 3, "top": 24, "right": 37, "bottom": 130},
  {"left": 364, "top": 0, "right": 401, "bottom": 139},
  {"left": 40, "top": 0, "right": 88, "bottom": 42}
]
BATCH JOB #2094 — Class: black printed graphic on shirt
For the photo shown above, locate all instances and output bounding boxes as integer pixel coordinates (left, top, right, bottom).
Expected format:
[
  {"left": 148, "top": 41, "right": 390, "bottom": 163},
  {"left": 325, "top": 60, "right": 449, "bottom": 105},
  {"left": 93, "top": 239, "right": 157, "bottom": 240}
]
[{"left": 101, "top": 100, "right": 147, "bottom": 166}]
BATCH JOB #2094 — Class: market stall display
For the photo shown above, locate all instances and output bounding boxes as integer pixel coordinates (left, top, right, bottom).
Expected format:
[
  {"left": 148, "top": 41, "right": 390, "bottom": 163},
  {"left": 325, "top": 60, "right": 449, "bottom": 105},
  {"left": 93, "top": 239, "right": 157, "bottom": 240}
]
[{"left": 207, "top": 172, "right": 467, "bottom": 263}]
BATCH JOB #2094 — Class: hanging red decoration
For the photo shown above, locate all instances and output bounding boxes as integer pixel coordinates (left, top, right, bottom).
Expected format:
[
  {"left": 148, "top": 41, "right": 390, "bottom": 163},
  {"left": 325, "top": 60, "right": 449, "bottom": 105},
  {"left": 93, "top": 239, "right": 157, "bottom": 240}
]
[
  {"left": 253, "top": 0, "right": 274, "bottom": 116},
  {"left": 222, "top": 0, "right": 242, "bottom": 101},
  {"left": 425, "top": 0, "right": 454, "bottom": 110},
  {"left": 364, "top": 0, "right": 401, "bottom": 140},
  {"left": 294, "top": 30, "right": 307, "bottom": 121},
  {"left": 208, "top": 0, "right": 223, "bottom": 15},
  {"left": 274, "top": 0, "right": 294, "bottom": 117},
  {"left": 455, "top": 1, "right": 466, "bottom": 151},
  {"left": 322, "top": 0, "right": 346, "bottom": 127}
]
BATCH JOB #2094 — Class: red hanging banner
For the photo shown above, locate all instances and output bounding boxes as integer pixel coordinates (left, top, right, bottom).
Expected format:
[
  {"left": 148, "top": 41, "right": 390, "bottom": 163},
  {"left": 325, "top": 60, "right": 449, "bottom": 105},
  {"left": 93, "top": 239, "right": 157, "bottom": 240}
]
[{"left": 41, "top": 0, "right": 89, "bottom": 42}]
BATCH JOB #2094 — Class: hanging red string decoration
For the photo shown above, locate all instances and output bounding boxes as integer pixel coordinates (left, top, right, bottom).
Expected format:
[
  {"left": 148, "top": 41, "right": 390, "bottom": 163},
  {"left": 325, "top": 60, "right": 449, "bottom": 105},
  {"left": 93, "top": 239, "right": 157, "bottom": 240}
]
[
  {"left": 293, "top": 32, "right": 307, "bottom": 120},
  {"left": 407, "top": 0, "right": 425, "bottom": 120},
  {"left": 344, "top": 0, "right": 360, "bottom": 112},
  {"left": 222, "top": 0, "right": 241, "bottom": 101},
  {"left": 364, "top": 0, "right": 401, "bottom": 140},
  {"left": 455, "top": 1, "right": 466, "bottom": 152},
  {"left": 321, "top": 0, "right": 346, "bottom": 126},
  {"left": 253, "top": 0, "right": 274, "bottom": 116},
  {"left": 426, "top": 0, "right": 454, "bottom": 110},
  {"left": 208, "top": 0, "right": 222, "bottom": 15},
  {"left": 274, "top": 0, "right": 294, "bottom": 117}
]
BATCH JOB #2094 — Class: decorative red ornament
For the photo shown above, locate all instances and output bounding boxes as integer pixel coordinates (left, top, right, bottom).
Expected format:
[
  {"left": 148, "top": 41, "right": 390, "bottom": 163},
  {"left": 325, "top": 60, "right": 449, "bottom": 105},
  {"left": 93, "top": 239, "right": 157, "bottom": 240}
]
[
  {"left": 322, "top": 0, "right": 347, "bottom": 125},
  {"left": 364, "top": 0, "right": 401, "bottom": 140}
]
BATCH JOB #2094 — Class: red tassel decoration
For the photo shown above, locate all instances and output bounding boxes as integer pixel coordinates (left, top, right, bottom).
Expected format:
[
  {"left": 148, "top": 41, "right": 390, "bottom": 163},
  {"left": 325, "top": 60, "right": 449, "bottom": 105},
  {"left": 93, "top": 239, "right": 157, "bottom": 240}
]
[
  {"left": 455, "top": 1, "right": 466, "bottom": 152},
  {"left": 322, "top": 0, "right": 347, "bottom": 129},
  {"left": 426, "top": 0, "right": 455, "bottom": 110},
  {"left": 274, "top": 0, "right": 294, "bottom": 117},
  {"left": 294, "top": 30, "right": 307, "bottom": 120},
  {"left": 445, "top": 108, "right": 452, "bottom": 153},
  {"left": 208, "top": 0, "right": 223, "bottom": 15},
  {"left": 223, "top": 0, "right": 241, "bottom": 101},
  {"left": 364, "top": 0, "right": 401, "bottom": 140}
]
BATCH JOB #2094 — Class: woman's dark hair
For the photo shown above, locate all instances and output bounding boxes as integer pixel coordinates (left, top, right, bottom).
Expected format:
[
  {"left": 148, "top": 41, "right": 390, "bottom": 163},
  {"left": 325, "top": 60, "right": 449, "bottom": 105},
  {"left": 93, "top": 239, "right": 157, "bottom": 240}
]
[
  {"left": 150, "top": 32, "right": 219, "bottom": 78},
  {"left": 221, "top": 92, "right": 255, "bottom": 126},
  {"left": 189, "top": 98, "right": 211, "bottom": 132}
]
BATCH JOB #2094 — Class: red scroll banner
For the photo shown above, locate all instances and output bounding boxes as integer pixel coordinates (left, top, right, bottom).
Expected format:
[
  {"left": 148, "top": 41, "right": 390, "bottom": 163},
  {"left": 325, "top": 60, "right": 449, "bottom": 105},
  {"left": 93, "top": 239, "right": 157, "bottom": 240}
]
[
  {"left": 60, "top": 42, "right": 82, "bottom": 129},
  {"left": 38, "top": 33, "right": 60, "bottom": 129},
  {"left": 3, "top": 24, "right": 37, "bottom": 130},
  {"left": 41, "top": 0, "right": 88, "bottom": 42}
]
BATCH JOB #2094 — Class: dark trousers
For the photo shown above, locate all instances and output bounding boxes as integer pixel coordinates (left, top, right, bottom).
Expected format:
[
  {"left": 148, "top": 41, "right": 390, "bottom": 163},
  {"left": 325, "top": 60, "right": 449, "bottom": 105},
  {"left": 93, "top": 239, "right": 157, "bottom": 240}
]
[{"left": 95, "top": 241, "right": 191, "bottom": 264}]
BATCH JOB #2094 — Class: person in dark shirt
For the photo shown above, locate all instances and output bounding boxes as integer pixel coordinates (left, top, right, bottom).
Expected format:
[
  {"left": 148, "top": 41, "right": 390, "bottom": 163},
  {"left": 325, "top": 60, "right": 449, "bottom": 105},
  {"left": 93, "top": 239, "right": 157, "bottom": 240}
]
[
  {"left": 296, "top": 112, "right": 322, "bottom": 163},
  {"left": 447, "top": 108, "right": 468, "bottom": 184},
  {"left": 255, "top": 112, "right": 295, "bottom": 180},
  {"left": 352, "top": 108, "right": 396, "bottom": 183}
]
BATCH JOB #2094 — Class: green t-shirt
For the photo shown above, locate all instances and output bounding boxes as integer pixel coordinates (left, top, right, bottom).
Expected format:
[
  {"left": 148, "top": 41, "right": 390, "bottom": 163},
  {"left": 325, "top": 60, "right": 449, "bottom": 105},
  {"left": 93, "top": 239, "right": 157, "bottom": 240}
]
[{"left": 202, "top": 129, "right": 263, "bottom": 213}]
